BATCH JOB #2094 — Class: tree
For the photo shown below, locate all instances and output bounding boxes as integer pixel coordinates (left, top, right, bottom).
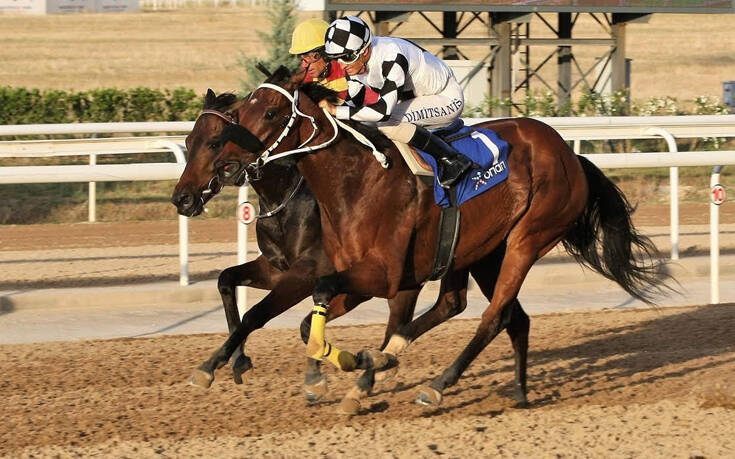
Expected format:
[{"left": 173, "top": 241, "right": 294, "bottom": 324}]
[{"left": 238, "top": 0, "right": 300, "bottom": 93}]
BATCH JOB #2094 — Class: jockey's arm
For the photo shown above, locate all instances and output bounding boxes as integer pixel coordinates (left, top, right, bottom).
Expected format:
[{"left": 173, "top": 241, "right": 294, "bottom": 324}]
[{"left": 334, "top": 53, "right": 408, "bottom": 123}]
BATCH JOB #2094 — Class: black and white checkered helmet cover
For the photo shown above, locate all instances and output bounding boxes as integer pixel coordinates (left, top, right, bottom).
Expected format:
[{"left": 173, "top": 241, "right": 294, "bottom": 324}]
[{"left": 324, "top": 16, "right": 372, "bottom": 56}]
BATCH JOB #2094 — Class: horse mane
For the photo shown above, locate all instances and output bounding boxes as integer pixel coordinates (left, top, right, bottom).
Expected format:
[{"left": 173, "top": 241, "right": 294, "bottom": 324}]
[
  {"left": 203, "top": 91, "right": 239, "bottom": 111},
  {"left": 300, "top": 82, "right": 393, "bottom": 153}
]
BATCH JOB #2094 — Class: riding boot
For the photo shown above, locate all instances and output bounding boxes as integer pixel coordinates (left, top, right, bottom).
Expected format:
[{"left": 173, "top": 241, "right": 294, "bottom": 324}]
[{"left": 408, "top": 125, "right": 474, "bottom": 188}]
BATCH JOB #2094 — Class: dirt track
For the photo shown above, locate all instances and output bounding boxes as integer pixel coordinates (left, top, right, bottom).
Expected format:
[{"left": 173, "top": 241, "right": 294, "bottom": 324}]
[
  {"left": 1, "top": 204, "right": 734, "bottom": 456},
  {"left": 1, "top": 305, "right": 734, "bottom": 457}
]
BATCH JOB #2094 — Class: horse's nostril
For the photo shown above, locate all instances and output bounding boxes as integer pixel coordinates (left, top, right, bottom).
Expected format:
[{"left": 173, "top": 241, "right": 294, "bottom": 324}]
[
  {"left": 172, "top": 192, "right": 194, "bottom": 210},
  {"left": 222, "top": 163, "right": 237, "bottom": 178}
]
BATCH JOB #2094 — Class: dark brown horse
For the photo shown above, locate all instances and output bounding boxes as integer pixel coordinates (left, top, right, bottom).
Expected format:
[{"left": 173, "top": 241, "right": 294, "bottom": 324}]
[
  {"left": 171, "top": 89, "right": 531, "bottom": 412},
  {"left": 204, "top": 66, "right": 667, "bottom": 409}
]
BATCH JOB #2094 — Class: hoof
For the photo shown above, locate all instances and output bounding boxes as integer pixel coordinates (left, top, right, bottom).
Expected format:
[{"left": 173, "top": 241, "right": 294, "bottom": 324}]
[
  {"left": 356, "top": 349, "right": 396, "bottom": 370},
  {"left": 304, "top": 377, "right": 328, "bottom": 404},
  {"left": 512, "top": 388, "right": 529, "bottom": 407},
  {"left": 338, "top": 396, "right": 361, "bottom": 416},
  {"left": 415, "top": 385, "right": 443, "bottom": 406},
  {"left": 188, "top": 367, "right": 214, "bottom": 389},
  {"left": 374, "top": 365, "right": 398, "bottom": 383},
  {"left": 232, "top": 354, "right": 253, "bottom": 385}
]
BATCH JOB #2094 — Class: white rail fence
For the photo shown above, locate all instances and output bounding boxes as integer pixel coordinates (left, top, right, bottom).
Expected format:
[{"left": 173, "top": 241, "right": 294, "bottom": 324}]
[{"left": 0, "top": 115, "right": 733, "bottom": 303}]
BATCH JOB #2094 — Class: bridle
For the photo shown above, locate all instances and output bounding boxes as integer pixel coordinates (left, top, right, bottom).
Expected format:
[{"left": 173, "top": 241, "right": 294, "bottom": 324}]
[
  {"left": 231, "top": 82, "right": 390, "bottom": 186},
  {"left": 197, "top": 83, "right": 391, "bottom": 218},
  {"left": 192, "top": 109, "right": 239, "bottom": 205},
  {"left": 194, "top": 95, "right": 320, "bottom": 220},
  {"left": 230, "top": 82, "right": 340, "bottom": 185}
]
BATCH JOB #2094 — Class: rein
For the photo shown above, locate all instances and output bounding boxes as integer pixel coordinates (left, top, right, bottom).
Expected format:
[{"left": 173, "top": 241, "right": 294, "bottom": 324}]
[
  {"left": 199, "top": 109, "right": 237, "bottom": 125},
  {"left": 257, "top": 175, "right": 305, "bottom": 219},
  {"left": 234, "top": 83, "right": 390, "bottom": 184}
]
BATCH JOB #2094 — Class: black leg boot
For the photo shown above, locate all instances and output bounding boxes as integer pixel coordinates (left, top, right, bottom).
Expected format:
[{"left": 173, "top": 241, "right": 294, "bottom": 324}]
[{"left": 408, "top": 125, "right": 475, "bottom": 188}]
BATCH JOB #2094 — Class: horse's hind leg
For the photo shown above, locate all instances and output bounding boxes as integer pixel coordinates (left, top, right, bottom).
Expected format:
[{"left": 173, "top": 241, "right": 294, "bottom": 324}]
[
  {"left": 470, "top": 251, "right": 530, "bottom": 406},
  {"left": 505, "top": 300, "right": 529, "bottom": 406},
  {"left": 416, "top": 247, "right": 537, "bottom": 407}
]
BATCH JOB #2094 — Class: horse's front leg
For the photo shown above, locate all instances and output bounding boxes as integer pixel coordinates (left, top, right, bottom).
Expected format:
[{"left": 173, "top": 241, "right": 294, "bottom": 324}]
[
  {"left": 307, "top": 260, "right": 396, "bottom": 372},
  {"left": 339, "top": 270, "right": 470, "bottom": 415},
  {"left": 190, "top": 259, "right": 319, "bottom": 389},
  {"left": 218, "top": 255, "right": 283, "bottom": 384},
  {"left": 299, "top": 293, "right": 371, "bottom": 403},
  {"left": 337, "top": 288, "right": 421, "bottom": 414}
]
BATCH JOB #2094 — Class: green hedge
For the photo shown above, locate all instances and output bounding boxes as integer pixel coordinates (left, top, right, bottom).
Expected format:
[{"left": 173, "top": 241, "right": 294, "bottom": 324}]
[{"left": 0, "top": 86, "right": 202, "bottom": 126}]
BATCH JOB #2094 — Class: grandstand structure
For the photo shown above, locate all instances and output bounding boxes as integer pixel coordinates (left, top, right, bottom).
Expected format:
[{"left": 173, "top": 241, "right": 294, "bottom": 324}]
[{"left": 317, "top": 1, "right": 735, "bottom": 115}]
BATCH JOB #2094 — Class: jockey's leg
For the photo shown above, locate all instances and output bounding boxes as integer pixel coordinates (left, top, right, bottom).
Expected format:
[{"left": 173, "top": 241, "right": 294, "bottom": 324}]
[
  {"left": 377, "top": 79, "right": 473, "bottom": 187},
  {"left": 409, "top": 125, "right": 474, "bottom": 188},
  {"left": 379, "top": 122, "right": 474, "bottom": 188}
]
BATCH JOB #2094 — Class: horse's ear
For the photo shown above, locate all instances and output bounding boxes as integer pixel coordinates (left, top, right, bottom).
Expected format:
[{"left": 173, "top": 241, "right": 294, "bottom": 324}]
[
  {"left": 267, "top": 66, "right": 293, "bottom": 85},
  {"left": 290, "top": 69, "right": 307, "bottom": 87},
  {"left": 204, "top": 89, "right": 217, "bottom": 108}
]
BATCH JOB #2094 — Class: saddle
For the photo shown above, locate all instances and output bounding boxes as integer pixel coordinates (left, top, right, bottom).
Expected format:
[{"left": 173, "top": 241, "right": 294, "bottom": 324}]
[
  {"left": 393, "top": 140, "right": 433, "bottom": 178},
  {"left": 391, "top": 120, "right": 511, "bottom": 280}
]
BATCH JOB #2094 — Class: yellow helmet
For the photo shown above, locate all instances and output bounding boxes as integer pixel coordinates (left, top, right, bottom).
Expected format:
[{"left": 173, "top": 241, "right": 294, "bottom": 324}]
[{"left": 289, "top": 18, "right": 329, "bottom": 55}]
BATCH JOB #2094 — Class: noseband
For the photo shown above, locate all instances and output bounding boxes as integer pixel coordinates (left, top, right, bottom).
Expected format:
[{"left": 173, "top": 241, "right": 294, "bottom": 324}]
[{"left": 193, "top": 109, "right": 239, "bottom": 197}]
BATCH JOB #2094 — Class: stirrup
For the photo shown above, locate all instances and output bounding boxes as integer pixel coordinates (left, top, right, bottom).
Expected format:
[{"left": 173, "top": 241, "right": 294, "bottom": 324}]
[{"left": 438, "top": 156, "right": 473, "bottom": 188}]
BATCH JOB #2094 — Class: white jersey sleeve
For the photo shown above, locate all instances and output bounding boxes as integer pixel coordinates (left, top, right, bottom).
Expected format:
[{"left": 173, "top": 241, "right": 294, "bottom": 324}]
[{"left": 335, "top": 46, "right": 409, "bottom": 122}]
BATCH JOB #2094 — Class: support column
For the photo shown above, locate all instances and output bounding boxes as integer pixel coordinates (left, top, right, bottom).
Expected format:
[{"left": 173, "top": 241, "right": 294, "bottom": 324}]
[
  {"left": 611, "top": 21, "right": 627, "bottom": 94},
  {"left": 490, "top": 15, "right": 512, "bottom": 117},
  {"left": 442, "top": 12, "right": 458, "bottom": 60},
  {"left": 557, "top": 13, "right": 572, "bottom": 111}
]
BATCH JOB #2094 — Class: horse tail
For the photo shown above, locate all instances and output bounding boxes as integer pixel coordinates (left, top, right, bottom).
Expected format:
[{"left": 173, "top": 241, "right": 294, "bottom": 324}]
[{"left": 561, "top": 155, "right": 672, "bottom": 304}]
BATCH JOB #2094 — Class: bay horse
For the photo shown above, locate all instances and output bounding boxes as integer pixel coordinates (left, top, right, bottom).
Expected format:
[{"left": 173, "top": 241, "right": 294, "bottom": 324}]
[
  {"left": 171, "top": 89, "right": 531, "bottom": 411},
  {"left": 205, "top": 66, "right": 667, "bottom": 409}
]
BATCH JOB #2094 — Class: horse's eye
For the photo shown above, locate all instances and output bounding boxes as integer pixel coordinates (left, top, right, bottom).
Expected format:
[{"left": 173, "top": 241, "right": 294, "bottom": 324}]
[
  {"left": 208, "top": 140, "right": 221, "bottom": 151},
  {"left": 264, "top": 109, "right": 277, "bottom": 121}
]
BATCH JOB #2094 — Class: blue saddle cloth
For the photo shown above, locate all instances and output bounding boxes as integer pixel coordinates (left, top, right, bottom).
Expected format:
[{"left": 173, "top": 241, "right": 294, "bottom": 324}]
[{"left": 416, "top": 120, "right": 510, "bottom": 208}]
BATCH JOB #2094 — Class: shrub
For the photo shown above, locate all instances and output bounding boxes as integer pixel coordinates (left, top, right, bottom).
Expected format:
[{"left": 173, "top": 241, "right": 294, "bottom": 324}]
[{"left": 0, "top": 86, "right": 203, "bottom": 134}]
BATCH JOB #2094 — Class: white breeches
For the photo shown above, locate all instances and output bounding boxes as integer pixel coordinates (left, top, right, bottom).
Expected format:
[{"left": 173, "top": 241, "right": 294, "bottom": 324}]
[{"left": 377, "top": 76, "right": 464, "bottom": 143}]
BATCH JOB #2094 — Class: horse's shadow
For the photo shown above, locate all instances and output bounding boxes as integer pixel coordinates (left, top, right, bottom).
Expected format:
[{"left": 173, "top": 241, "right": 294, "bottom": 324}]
[{"left": 375, "top": 304, "right": 734, "bottom": 412}]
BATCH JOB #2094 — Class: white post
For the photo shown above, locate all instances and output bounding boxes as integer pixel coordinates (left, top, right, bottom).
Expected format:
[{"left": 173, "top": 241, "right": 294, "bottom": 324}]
[
  {"left": 88, "top": 153, "right": 96, "bottom": 223},
  {"left": 573, "top": 139, "right": 581, "bottom": 154},
  {"left": 236, "top": 185, "right": 249, "bottom": 314},
  {"left": 645, "top": 127, "right": 679, "bottom": 260},
  {"left": 179, "top": 215, "right": 189, "bottom": 286},
  {"left": 670, "top": 166, "right": 679, "bottom": 260},
  {"left": 710, "top": 166, "right": 723, "bottom": 304}
]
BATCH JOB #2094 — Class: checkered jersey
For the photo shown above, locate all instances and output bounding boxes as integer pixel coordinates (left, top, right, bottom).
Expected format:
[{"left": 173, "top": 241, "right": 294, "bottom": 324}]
[{"left": 334, "top": 36, "right": 454, "bottom": 123}]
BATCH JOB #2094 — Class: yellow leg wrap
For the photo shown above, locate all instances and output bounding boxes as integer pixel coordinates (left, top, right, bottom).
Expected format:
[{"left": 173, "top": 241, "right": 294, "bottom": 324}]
[
  {"left": 323, "top": 341, "right": 357, "bottom": 372},
  {"left": 306, "top": 304, "right": 327, "bottom": 359}
]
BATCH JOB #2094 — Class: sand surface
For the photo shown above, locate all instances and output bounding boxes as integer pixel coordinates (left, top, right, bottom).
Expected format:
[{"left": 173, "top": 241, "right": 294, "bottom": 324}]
[
  {"left": 1, "top": 204, "right": 734, "bottom": 457},
  {"left": 1, "top": 306, "right": 734, "bottom": 457}
]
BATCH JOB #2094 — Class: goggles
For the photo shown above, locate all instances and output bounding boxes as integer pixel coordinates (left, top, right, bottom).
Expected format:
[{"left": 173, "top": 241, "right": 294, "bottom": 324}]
[
  {"left": 327, "top": 43, "right": 368, "bottom": 65},
  {"left": 298, "top": 48, "right": 324, "bottom": 64}
]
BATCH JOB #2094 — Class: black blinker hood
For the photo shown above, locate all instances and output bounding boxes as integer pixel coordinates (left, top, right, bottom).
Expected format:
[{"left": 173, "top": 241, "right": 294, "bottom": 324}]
[{"left": 220, "top": 123, "right": 265, "bottom": 153}]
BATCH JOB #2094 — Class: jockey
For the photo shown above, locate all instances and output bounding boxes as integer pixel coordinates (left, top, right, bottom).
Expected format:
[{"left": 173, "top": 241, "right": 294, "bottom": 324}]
[
  {"left": 289, "top": 18, "right": 349, "bottom": 101},
  {"left": 319, "top": 15, "right": 474, "bottom": 188}
]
